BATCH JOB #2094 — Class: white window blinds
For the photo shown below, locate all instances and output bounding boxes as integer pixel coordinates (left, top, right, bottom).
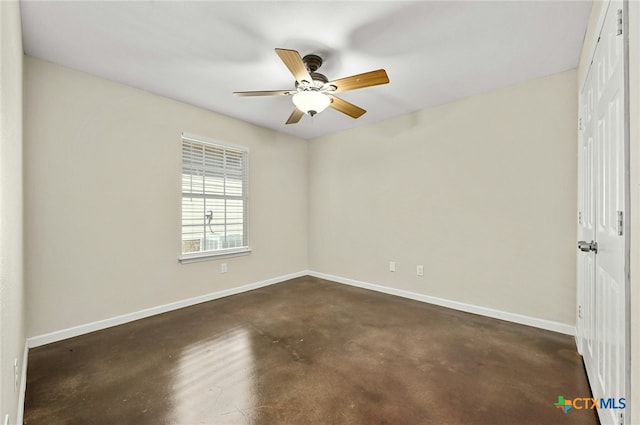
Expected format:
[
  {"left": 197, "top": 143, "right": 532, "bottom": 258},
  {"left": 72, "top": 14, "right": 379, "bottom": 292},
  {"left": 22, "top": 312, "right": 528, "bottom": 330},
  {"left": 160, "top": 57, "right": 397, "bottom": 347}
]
[{"left": 181, "top": 134, "right": 248, "bottom": 259}]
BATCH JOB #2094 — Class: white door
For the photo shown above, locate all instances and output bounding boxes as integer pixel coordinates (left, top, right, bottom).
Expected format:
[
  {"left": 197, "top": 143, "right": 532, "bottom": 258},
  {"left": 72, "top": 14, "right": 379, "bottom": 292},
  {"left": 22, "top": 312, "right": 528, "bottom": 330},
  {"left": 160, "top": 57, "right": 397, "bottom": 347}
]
[{"left": 577, "top": 2, "right": 627, "bottom": 425}]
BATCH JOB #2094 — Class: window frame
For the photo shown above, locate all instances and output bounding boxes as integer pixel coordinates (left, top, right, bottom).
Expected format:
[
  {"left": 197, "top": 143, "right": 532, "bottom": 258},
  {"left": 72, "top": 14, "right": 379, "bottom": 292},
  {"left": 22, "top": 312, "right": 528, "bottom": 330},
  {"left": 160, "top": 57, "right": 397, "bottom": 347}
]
[{"left": 179, "top": 132, "right": 251, "bottom": 264}]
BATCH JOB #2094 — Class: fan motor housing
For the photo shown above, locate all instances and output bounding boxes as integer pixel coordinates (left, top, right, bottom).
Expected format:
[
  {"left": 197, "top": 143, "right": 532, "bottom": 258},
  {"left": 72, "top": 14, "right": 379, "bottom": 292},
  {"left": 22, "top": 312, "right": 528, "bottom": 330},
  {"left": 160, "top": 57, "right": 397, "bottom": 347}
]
[{"left": 310, "top": 72, "right": 328, "bottom": 84}]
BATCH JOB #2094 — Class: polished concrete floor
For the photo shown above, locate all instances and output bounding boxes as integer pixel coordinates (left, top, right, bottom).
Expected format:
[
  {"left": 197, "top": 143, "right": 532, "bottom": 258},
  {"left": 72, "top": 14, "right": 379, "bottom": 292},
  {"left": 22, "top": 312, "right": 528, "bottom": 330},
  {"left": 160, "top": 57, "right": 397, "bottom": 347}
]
[{"left": 24, "top": 276, "right": 598, "bottom": 425}]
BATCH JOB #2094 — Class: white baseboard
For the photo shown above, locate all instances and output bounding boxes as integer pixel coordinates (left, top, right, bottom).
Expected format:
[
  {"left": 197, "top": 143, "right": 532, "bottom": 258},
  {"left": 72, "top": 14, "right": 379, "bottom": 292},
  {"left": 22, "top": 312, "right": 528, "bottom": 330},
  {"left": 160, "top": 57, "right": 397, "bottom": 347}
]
[
  {"left": 27, "top": 271, "right": 307, "bottom": 348},
  {"left": 308, "top": 271, "right": 576, "bottom": 336},
  {"left": 16, "top": 341, "right": 28, "bottom": 425},
  {"left": 26, "top": 269, "right": 575, "bottom": 349}
]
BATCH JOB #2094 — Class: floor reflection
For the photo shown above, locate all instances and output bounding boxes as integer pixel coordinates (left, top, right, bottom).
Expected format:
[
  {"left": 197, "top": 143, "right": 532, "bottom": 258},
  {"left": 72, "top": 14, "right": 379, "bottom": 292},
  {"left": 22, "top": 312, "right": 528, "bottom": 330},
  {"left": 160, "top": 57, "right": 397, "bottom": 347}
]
[{"left": 170, "top": 326, "right": 255, "bottom": 424}]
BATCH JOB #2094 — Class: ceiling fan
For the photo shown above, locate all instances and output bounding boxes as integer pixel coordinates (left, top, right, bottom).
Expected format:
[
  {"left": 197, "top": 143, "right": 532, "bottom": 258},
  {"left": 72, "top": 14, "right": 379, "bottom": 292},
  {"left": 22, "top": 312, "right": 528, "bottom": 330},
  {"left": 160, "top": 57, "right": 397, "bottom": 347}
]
[{"left": 233, "top": 48, "right": 389, "bottom": 125}]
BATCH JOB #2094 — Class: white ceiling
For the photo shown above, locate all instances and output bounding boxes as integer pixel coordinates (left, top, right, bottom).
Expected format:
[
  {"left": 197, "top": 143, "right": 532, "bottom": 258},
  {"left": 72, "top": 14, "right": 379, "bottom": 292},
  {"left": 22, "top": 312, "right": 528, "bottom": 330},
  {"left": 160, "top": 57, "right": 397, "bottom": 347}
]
[{"left": 20, "top": 1, "right": 592, "bottom": 140}]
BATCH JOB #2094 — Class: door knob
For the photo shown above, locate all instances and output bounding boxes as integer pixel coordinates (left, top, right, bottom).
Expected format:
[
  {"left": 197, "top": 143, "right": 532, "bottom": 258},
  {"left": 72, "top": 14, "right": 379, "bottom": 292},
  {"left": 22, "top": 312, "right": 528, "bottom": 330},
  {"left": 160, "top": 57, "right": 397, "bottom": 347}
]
[{"left": 578, "top": 240, "right": 598, "bottom": 253}]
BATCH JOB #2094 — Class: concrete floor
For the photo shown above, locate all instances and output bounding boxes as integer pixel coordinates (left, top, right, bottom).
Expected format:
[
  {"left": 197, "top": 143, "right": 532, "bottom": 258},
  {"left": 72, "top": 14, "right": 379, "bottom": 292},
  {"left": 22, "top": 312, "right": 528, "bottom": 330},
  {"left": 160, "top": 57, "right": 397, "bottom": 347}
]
[{"left": 24, "top": 276, "right": 598, "bottom": 425}]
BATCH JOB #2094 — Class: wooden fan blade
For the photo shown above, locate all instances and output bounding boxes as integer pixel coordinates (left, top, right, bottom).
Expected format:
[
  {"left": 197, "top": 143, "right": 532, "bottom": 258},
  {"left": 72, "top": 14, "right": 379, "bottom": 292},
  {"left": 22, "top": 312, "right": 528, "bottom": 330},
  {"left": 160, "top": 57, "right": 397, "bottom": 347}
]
[
  {"left": 328, "top": 69, "right": 389, "bottom": 93},
  {"left": 275, "top": 48, "right": 313, "bottom": 84},
  {"left": 286, "top": 108, "right": 304, "bottom": 125},
  {"left": 328, "top": 95, "right": 366, "bottom": 119},
  {"left": 233, "top": 90, "right": 290, "bottom": 97}
]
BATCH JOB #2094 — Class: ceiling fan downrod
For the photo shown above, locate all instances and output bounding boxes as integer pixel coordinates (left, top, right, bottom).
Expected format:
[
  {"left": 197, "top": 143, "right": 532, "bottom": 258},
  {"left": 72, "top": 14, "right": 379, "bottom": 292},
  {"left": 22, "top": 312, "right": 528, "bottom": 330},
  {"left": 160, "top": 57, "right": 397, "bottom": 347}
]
[{"left": 302, "top": 54, "right": 323, "bottom": 73}]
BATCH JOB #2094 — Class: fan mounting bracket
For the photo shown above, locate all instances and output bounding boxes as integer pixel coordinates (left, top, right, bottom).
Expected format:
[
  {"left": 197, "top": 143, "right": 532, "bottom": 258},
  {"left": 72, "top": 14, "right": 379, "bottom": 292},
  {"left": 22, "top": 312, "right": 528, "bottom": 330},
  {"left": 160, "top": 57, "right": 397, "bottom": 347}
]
[{"left": 302, "top": 54, "right": 323, "bottom": 73}]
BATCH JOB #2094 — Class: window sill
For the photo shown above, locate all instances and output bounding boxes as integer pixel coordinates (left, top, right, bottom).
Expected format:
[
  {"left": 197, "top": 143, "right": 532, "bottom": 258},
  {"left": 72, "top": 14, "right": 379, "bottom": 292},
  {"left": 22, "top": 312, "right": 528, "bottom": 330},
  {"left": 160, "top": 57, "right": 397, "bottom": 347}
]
[{"left": 179, "top": 248, "right": 252, "bottom": 264}]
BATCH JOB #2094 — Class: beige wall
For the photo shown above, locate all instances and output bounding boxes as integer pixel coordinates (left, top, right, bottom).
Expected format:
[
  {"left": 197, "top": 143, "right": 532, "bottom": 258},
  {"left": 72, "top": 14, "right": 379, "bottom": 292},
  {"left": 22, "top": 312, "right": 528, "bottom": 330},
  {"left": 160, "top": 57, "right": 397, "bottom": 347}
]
[
  {"left": 0, "top": 1, "right": 24, "bottom": 423},
  {"left": 309, "top": 70, "right": 578, "bottom": 326},
  {"left": 24, "top": 57, "right": 308, "bottom": 337}
]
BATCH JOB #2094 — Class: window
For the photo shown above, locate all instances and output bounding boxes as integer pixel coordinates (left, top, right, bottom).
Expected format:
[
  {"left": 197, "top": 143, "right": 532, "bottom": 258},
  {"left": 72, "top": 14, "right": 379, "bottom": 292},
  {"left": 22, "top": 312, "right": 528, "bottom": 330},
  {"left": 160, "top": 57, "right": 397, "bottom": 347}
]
[{"left": 180, "top": 133, "right": 249, "bottom": 262}]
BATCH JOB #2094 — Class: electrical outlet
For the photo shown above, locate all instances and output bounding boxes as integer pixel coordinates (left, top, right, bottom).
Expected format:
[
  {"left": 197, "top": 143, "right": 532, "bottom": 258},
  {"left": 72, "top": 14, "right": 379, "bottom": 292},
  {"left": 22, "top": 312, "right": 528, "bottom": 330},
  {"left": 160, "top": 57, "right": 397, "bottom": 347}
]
[
  {"left": 221, "top": 263, "right": 227, "bottom": 273},
  {"left": 14, "top": 358, "right": 18, "bottom": 390},
  {"left": 389, "top": 261, "right": 396, "bottom": 272},
  {"left": 417, "top": 265, "right": 424, "bottom": 276}
]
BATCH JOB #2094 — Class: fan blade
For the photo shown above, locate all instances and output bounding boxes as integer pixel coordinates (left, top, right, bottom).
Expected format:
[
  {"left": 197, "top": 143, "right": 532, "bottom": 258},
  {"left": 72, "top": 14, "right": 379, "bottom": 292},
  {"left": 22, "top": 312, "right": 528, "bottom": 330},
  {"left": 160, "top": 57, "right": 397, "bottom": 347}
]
[
  {"left": 275, "top": 48, "right": 313, "bottom": 84},
  {"left": 286, "top": 108, "right": 304, "bottom": 125},
  {"left": 233, "top": 90, "right": 291, "bottom": 97},
  {"left": 328, "top": 69, "right": 389, "bottom": 93},
  {"left": 328, "top": 95, "right": 366, "bottom": 119}
]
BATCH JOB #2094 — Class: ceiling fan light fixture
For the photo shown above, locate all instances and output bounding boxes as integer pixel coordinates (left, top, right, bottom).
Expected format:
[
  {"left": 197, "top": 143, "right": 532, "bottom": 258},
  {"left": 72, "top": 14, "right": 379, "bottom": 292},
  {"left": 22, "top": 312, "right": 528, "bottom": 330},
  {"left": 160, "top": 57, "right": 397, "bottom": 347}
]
[
  {"left": 292, "top": 90, "right": 331, "bottom": 116},
  {"left": 234, "top": 48, "right": 388, "bottom": 124}
]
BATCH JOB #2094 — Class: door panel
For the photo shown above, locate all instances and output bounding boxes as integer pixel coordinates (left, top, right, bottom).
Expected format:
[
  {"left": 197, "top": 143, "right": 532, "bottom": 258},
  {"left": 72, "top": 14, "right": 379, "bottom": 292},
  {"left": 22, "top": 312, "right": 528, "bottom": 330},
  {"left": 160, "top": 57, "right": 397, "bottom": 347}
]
[
  {"left": 578, "top": 2, "right": 627, "bottom": 425},
  {"left": 578, "top": 55, "right": 596, "bottom": 368}
]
